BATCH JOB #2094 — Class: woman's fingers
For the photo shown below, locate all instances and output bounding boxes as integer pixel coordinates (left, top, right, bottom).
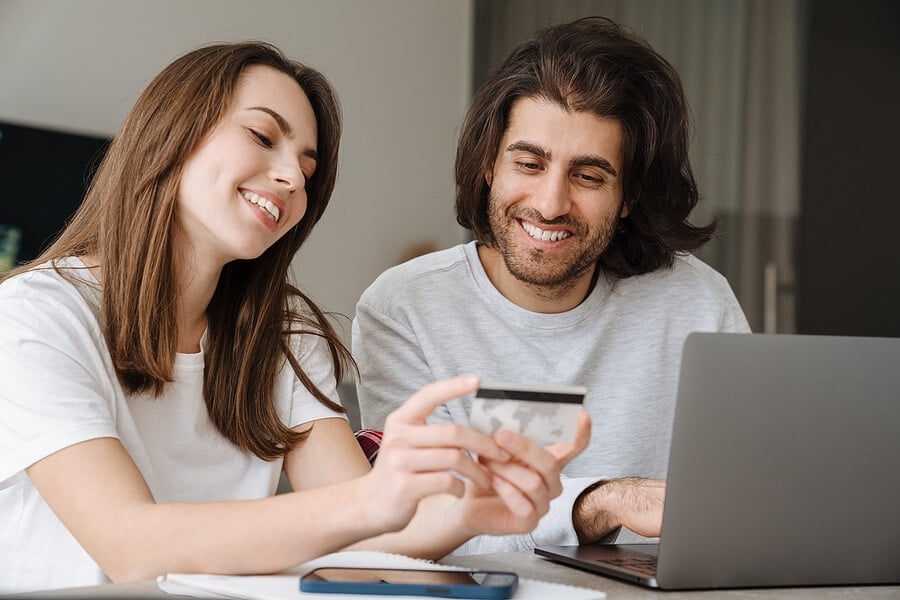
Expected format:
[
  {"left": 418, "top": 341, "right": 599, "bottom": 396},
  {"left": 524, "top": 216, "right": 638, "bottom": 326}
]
[
  {"left": 375, "top": 377, "right": 598, "bottom": 531},
  {"left": 491, "top": 411, "right": 591, "bottom": 474},
  {"left": 494, "top": 429, "right": 556, "bottom": 472},
  {"left": 386, "top": 422, "right": 511, "bottom": 463},
  {"left": 403, "top": 472, "right": 467, "bottom": 500},
  {"left": 484, "top": 412, "right": 593, "bottom": 510},
  {"left": 383, "top": 375, "right": 513, "bottom": 463},
  {"left": 380, "top": 447, "right": 493, "bottom": 491},
  {"left": 386, "top": 375, "right": 479, "bottom": 425},
  {"left": 489, "top": 475, "right": 538, "bottom": 522},
  {"left": 546, "top": 411, "right": 592, "bottom": 463},
  {"left": 483, "top": 455, "right": 559, "bottom": 507},
  {"left": 490, "top": 429, "right": 563, "bottom": 498}
]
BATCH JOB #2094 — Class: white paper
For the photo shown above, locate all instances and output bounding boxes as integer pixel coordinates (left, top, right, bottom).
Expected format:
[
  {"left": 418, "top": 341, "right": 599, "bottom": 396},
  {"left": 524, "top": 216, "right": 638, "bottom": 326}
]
[{"left": 157, "top": 550, "right": 604, "bottom": 599}]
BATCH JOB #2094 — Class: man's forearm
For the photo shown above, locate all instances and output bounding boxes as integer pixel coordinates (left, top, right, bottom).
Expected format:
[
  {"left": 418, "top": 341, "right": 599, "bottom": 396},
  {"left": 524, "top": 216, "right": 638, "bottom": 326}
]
[
  {"left": 573, "top": 479, "right": 620, "bottom": 543},
  {"left": 573, "top": 477, "right": 666, "bottom": 543}
]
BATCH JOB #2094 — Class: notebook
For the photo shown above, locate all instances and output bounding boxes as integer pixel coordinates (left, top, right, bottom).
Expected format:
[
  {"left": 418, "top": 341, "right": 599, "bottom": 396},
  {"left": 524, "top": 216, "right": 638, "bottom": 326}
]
[
  {"left": 536, "top": 332, "right": 900, "bottom": 590},
  {"left": 158, "top": 550, "right": 605, "bottom": 599}
]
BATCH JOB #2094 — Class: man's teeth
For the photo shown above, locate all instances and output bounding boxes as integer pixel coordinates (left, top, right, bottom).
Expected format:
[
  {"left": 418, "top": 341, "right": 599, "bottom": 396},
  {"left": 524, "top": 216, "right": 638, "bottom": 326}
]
[
  {"left": 243, "top": 191, "right": 280, "bottom": 222},
  {"left": 521, "top": 221, "right": 571, "bottom": 242}
]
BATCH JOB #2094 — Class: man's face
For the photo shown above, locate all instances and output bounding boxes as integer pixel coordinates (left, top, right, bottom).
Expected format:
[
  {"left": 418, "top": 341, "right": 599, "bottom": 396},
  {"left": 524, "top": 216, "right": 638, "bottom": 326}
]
[{"left": 485, "top": 96, "right": 628, "bottom": 292}]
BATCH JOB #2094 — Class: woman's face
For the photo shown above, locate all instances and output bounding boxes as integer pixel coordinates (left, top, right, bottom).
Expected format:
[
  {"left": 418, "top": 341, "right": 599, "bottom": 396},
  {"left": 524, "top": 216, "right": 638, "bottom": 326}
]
[{"left": 176, "top": 64, "right": 318, "bottom": 268}]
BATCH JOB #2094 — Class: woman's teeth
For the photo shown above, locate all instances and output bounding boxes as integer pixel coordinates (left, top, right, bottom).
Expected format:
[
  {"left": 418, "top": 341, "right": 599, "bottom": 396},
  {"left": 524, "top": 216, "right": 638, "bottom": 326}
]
[{"left": 243, "top": 191, "right": 280, "bottom": 222}]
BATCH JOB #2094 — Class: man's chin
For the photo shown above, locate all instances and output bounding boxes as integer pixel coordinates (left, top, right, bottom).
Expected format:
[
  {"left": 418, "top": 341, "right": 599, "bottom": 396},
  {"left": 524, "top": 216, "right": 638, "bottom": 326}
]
[
  {"left": 507, "top": 264, "right": 578, "bottom": 288},
  {"left": 506, "top": 255, "right": 597, "bottom": 288}
]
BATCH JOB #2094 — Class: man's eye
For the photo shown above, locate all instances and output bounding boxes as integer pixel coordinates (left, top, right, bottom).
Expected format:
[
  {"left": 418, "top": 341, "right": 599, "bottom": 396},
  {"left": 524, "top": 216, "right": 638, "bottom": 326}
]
[
  {"left": 576, "top": 173, "right": 603, "bottom": 184},
  {"left": 516, "top": 161, "right": 540, "bottom": 171},
  {"left": 251, "top": 130, "right": 273, "bottom": 148}
]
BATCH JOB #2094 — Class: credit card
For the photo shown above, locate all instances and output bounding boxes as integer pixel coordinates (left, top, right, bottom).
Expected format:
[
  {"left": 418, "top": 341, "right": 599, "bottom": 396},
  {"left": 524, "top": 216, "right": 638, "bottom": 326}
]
[{"left": 468, "top": 383, "right": 586, "bottom": 445}]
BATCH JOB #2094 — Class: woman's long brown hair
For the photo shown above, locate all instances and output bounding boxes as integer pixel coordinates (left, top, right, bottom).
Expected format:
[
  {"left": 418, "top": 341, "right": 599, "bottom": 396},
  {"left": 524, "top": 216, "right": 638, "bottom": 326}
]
[{"left": 4, "top": 42, "right": 353, "bottom": 460}]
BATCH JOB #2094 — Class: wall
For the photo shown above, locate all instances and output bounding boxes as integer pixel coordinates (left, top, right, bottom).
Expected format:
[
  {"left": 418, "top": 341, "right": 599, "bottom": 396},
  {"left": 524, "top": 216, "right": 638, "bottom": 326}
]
[
  {"left": 0, "top": 0, "right": 473, "bottom": 339},
  {"left": 797, "top": 0, "right": 900, "bottom": 337}
]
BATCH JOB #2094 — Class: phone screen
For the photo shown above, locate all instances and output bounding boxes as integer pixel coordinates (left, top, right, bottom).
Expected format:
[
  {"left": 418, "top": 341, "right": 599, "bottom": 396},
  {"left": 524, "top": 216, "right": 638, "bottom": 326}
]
[{"left": 300, "top": 567, "right": 518, "bottom": 599}]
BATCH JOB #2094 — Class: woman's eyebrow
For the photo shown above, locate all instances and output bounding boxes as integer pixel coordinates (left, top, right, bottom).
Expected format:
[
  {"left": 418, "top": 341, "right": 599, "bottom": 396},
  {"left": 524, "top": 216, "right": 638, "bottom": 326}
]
[
  {"left": 248, "top": 105, "right": 318, "bottom": 162},
  {"left": 248, "top": 106, "right": 293, "bottom": 137}
]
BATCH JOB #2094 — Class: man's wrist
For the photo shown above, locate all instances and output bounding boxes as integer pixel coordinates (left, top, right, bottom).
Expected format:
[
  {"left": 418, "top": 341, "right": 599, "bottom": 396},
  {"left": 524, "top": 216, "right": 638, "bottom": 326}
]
[{"left": 573, "top": 479, "right": 620, "bottom": 543}]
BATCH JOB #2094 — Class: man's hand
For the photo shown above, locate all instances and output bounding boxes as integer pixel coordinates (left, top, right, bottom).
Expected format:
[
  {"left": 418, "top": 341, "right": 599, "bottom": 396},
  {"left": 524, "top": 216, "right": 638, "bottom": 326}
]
[{"left": 573, "top": 477, "right": 666, "bottom": 543}]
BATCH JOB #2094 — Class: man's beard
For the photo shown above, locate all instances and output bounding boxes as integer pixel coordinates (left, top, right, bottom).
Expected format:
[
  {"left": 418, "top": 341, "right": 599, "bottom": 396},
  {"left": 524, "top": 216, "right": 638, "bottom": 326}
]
[{"left": 487, "top": 191, "right": 620, "bottom": 290}]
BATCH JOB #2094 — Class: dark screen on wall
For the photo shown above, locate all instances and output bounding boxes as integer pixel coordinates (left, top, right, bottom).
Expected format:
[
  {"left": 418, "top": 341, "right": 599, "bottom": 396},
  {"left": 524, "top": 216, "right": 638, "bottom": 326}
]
[{"left": 0, "top": 121, "right": 110, "bottom": 264}]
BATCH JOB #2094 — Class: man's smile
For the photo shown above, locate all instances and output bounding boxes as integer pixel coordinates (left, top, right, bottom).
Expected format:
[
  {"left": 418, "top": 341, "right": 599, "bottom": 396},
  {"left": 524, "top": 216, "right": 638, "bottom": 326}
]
[{"left": 519, "top": 219, "right": 572, "bottom": 243}]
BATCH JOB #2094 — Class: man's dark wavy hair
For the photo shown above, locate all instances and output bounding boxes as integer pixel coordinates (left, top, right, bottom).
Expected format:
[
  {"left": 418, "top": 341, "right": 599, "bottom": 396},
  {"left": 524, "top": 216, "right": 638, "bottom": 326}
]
[{"left": 455, "top": 16, "right": 716, "bottom": 277}]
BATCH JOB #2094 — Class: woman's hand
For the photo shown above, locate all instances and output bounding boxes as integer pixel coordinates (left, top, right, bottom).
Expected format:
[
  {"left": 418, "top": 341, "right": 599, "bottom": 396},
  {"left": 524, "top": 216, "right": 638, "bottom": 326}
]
[
  {"left": 361, "top": 375, "right": 512, "bottom": 533},
  {"left": 457, "top": 411, "right": 592, "bottom": 536}
]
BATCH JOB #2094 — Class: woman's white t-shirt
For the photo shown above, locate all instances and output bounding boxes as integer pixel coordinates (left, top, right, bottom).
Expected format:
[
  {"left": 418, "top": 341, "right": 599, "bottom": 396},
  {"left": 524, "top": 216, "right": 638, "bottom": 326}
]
[{"left": 0, "top": 259, "right": 346, "bottom": 592}]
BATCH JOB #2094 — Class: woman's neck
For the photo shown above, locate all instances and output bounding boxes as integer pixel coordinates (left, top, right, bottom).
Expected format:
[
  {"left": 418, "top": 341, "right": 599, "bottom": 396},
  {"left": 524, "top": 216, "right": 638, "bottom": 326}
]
[
  {"left": 81, "top": 250, "right": 221, "bottom": 354},
  {"left": 176, "top": 258, "right": 221, "bottom": 354}
]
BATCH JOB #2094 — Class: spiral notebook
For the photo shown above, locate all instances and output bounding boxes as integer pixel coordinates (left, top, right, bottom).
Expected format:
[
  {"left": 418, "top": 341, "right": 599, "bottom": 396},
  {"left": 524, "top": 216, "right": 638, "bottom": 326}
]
[{"left": 158, "top": 550, "right": 605, "bottom": 599}]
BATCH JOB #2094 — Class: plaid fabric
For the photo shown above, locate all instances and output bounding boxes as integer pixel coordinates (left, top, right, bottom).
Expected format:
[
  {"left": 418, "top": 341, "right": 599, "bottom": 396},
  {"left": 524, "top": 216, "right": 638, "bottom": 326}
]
[{"left": 354, "top": 429, "right": 383, "bottom": 466}]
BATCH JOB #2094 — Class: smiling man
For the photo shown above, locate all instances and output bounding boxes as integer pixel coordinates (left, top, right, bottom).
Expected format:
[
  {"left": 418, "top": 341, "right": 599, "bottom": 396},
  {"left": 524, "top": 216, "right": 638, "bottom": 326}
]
[
  {"left": 480, "top": 98, "right": 628, "bottom": 314},
  {"left": 353, "top": 16, "right": 750, "bottom": 553}
]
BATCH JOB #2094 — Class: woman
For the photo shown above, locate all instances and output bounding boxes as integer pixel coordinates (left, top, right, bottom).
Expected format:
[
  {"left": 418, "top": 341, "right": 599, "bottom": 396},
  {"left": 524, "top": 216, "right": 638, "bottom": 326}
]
[{"left": 0, "top": 42, "right": 589, "bottom": 593}]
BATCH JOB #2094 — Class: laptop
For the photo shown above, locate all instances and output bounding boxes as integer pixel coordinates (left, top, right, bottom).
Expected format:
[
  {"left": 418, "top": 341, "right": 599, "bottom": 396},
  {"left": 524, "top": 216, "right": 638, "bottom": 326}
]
[{"left": 535, "top": 332, "right": 900, "bottom": 590}]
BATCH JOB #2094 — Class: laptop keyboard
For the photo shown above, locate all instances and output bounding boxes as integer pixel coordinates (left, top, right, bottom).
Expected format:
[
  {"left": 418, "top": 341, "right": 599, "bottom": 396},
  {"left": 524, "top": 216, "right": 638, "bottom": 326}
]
[{"left": 598, "top": 554, "right": 658, "bottom": 576}]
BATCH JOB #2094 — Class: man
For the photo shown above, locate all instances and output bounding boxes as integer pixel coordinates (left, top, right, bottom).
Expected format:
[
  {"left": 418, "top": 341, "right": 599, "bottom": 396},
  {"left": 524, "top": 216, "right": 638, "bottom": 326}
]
[{"left": 352, "top": 16, "right": 749, "bottom": 553}]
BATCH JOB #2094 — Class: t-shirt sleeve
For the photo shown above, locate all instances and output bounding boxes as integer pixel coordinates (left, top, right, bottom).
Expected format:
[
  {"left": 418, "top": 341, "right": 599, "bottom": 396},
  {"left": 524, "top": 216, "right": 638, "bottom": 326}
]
[
  {"left": 0, "top": 280, "right": 119, "bottom": 483},
  {"left": 352, "top": 296, "right": 437, "bottom": 430},
  {"left": 716, "top": 277, "right": 752, "bottom": 333},
  {"left": 286, "top": 330, "right": 348, "bottom": 428}
]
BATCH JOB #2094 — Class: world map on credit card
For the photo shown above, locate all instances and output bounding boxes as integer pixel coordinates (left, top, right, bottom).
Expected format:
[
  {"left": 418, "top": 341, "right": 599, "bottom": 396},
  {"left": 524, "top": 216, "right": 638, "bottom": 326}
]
[{"left": 468, "top": 384, "right": 586, "bottom": 446}]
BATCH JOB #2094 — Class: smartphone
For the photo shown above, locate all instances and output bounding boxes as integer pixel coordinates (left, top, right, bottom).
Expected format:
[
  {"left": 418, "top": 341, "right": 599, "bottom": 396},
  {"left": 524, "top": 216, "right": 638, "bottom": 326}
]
[
  {"left": 469, "top": 383, "right": 586, "bottom": 445},
  {"left": 299, "top": 566, "right": 518, "bottom": 599}
]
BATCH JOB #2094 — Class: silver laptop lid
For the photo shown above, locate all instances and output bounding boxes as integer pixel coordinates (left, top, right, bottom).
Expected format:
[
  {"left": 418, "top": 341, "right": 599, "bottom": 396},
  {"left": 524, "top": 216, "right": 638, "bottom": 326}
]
[{"left": 657, "top": 332, "right": 900, "bottom": 589}]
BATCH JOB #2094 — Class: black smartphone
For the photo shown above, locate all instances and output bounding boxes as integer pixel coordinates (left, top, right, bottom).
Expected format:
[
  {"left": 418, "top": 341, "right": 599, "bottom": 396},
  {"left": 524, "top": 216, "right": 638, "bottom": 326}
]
[{"left": 299, "top": 566, "right": 518, "bottom": 599}]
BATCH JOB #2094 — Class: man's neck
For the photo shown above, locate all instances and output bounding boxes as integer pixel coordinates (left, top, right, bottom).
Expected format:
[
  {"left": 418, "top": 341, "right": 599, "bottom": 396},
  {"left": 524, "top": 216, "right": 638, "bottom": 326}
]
[{"left": 476, "top": 244, "right": 596, "bottom": 314}]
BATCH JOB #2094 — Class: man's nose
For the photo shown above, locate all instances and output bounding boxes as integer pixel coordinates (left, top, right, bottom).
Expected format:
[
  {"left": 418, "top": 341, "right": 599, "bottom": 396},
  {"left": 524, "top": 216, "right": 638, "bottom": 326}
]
[{"left": 532, "top": 171, "right": 571, "bottom": 221}]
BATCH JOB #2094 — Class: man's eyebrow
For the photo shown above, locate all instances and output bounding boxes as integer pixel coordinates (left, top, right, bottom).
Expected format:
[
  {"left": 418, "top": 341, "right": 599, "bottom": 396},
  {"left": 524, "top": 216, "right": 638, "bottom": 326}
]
[
  {"left": 248, "top": 106, "right": 318, "bottom": 162},
  {"left": 506, "top": 140, "right": 618, "bottom": 177},
  {"left": 572, "top": 155, "right": 618, "bottom": 177},
  {"left": 506, "top": 141, "right": 548, "bottom": 159}
]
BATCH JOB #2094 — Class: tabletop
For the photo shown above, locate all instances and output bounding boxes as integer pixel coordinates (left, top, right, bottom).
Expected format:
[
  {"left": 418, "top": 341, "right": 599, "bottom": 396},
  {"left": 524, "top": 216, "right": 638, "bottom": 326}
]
[{"left": 7, "top": 551, "right": 900, "bottom": 599}]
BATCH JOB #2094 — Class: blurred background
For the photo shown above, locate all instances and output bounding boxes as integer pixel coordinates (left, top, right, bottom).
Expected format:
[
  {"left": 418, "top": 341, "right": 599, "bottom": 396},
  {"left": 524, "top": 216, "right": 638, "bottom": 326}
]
[{"left": 2, "top": 0, "right": 898, "bottom": 343}]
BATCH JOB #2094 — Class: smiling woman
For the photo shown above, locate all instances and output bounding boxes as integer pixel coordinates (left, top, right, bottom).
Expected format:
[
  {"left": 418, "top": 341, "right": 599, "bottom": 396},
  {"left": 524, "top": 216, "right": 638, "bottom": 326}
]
[
  {"left": 175, "top": 64, "right": 318, "bottom": 268},
  {"left": 0, "top": 41, "right": 589, "bottom": 594}
]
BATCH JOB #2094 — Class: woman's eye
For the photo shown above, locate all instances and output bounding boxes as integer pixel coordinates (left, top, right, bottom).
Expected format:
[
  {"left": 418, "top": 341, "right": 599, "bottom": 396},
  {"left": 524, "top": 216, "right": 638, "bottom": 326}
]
[{"left": 251, "top": 129, "right": 273, "bottom": 148}]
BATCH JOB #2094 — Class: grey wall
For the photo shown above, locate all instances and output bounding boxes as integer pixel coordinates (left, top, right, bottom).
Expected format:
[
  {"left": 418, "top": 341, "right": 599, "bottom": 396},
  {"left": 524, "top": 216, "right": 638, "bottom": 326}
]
[
  {"left": 0, "top": 0, "right": 474, "bottom": 340},
  {"left": 797, "top": 0, "right": 900, "bottom": 337}
]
